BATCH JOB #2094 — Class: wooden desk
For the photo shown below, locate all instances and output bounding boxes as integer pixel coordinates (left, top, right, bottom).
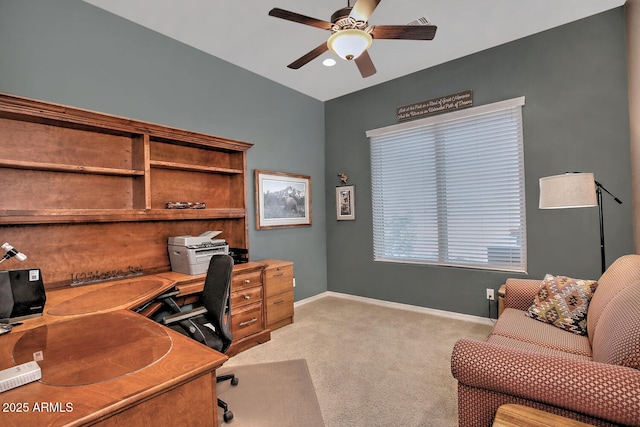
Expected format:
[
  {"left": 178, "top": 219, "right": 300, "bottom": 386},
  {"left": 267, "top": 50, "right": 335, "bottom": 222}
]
[
  {"left": 0, "top": 276, "right": 227, "bottom": 426},
  {"left": 493, "top": 404, "right": 595, "bottom": 427}
]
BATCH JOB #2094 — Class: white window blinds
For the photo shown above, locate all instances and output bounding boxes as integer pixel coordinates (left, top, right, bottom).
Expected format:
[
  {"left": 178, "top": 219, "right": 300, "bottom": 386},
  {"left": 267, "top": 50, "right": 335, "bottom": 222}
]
[{"left": 367, "top": 97, "right": 526, "bottom": 272}]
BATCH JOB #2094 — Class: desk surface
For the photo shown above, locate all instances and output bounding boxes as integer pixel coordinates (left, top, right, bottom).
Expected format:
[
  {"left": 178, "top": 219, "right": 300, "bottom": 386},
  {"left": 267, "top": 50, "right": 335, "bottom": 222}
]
[
  {"left": 0, "top": 310, "right": 227, "bottom": 426},
  {"left": 493, "top": 404, "right": 595, "bottom": 427},
  {"left": 0, "top": 274, "right": 227, "bottom": 426},
  {"left": 9, "top": 274, "right": 175, "bottom": 333},
  {"left": 13, "top": 311, "right": 173, "bottom": 386}
]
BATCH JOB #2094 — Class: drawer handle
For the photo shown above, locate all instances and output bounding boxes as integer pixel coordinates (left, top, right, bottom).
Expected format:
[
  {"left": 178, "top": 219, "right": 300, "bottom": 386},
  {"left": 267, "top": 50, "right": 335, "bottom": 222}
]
[
  {"left": 273, "top": 299, "right": 285, "bottom": 304},
  {"left": 239, "top": 318, "right": 258, "bottom": 327},
  {"left": 244, "top": 279, "right": 251, "bottom": 284},
  {"left": 272, "top": 273, "right": 284, "bottom": 278},
  {"left": 244, "top": 295, "right": 251, "bottom": 300}
]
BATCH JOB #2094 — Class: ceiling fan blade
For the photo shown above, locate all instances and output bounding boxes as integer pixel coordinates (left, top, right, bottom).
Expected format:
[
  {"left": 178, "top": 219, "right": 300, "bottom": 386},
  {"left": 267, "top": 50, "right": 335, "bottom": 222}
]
[
  {"left": 371, "top": 25, "right": 437, "bottom": 40},
  {"left": 354, "top": 51, "right": 376, "bottom": 78},
  {"left": 268, "top": 8, "right": 333, "bottom": 30},
  {"left": 349, "top": 0, "right": 382, "bottom": 22},
  {"left": 287, "top": 43, "right": 329, "bottom": 69}
]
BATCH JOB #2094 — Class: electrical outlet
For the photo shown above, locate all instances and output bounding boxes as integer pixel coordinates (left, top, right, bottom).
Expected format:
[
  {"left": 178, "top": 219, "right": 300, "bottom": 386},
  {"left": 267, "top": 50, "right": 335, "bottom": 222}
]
[{"left": 486, "top": 288, "right": 495, "bottom": 301}]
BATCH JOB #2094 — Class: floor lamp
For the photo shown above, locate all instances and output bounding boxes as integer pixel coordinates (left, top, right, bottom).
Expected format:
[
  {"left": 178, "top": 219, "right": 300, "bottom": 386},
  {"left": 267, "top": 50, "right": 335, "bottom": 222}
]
[{"left": 539, "top": 172, "right": 622, "bottom": 274}]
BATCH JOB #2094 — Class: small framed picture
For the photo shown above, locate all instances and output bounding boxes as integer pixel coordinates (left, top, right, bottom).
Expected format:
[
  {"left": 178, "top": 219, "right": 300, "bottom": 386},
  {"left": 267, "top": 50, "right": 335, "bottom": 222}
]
[
  {"left": 255, "top": 170, "right": 312, "bottom": 229},
  {"left": 336, "top": 185, "right": 355, "bottom": 221}
]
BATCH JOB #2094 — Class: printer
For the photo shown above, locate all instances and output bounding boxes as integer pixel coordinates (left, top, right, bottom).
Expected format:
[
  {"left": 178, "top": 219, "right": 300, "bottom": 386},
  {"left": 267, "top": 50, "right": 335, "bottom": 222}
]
[{"left": 168, "top": 231, "right": 229, "bottom": 275}]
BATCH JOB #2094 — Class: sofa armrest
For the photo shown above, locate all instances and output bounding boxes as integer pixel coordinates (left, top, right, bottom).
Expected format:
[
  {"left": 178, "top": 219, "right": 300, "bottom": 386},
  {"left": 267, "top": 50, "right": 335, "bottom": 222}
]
[
  {"left": 451, "top": 338, "right": 640, "bottom": 426},
  {"left": 503, "top": 278, "right": 541, "bottom": 311}
]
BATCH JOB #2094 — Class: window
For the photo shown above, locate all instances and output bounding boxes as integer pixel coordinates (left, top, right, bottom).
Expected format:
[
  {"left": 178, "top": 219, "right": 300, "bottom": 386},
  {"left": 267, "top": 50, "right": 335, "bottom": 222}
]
[{"left": 367, "top": 97, "right": 526, "bottom": 272}]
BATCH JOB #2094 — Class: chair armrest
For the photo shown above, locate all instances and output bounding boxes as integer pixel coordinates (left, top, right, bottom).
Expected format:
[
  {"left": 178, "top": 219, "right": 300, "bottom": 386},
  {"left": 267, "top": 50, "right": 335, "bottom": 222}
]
[
  {"left": 451, "top": 338, "right": 640, "bottom": 426},
  {"left": 157, "top": 289, "right": 180, "bottom": 299},
  {"left": 162, "top": 306, "right": 208, "bottom": 325},
  {"left": 503, "top": 278, "right": 541, "bottom": 311}
]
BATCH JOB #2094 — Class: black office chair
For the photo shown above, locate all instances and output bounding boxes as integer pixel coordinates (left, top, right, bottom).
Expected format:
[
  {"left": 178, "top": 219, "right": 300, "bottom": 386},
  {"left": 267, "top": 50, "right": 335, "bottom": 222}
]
[{"left": 156, "top": 254, "right": 238, "bottom": 423}]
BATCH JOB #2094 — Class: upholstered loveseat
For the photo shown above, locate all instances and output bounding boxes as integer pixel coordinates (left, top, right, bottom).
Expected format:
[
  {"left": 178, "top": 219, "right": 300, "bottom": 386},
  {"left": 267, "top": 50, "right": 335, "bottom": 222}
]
[{"left": 451, "top": 254, "right": 640, "bottom": 427}]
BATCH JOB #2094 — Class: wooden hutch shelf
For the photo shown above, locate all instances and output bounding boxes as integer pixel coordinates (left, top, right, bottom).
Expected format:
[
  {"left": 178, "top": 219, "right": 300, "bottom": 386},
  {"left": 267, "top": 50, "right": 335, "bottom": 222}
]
[
  {"left": 0, "top": 159, "right": 145, "bottom": 176},
  {"left": 0, "top": 208, "right": 248, "bottom": 225},
  {"left": 0, "top": 92, "right": 253, "bottom": 287},
  {"left": 149, "top": 160, "right": 243, "bottom": 175}
]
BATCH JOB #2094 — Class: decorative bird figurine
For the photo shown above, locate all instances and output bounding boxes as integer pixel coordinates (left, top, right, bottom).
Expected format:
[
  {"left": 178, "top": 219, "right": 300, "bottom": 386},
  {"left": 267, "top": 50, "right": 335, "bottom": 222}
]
[{"left": 338, "top": 173, "right": 348, "bottom": 183}]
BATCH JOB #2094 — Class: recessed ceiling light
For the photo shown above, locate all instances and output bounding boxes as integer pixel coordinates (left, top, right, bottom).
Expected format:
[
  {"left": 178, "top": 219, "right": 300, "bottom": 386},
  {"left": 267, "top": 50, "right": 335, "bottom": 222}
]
[{"left": 323, "top": 58, "right": 336, "bottom": 67}]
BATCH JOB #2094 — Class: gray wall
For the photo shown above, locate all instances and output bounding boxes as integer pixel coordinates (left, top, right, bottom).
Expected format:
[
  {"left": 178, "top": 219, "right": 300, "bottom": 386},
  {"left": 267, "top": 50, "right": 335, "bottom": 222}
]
[
  {"left": 324, "top": 8, "right": 633, "bottom": 317},
  {"left": 0, "top": 2, "right": 633, "bottom": 318},
  {"left": 0, "top": 0, "right": 327, "bottom": 301}
]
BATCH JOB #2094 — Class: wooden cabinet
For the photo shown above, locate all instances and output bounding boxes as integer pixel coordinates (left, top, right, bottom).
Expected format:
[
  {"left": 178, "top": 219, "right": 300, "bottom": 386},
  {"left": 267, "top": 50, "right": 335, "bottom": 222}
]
[
  {"left": 0, "top": 93, "right": 252, "bottom": 288},
  {"left": 229, "top": 262, "right": 269, "bottom": 355},
  {"left": 261, "top": 259, "right": 294, "bottom": 330}
]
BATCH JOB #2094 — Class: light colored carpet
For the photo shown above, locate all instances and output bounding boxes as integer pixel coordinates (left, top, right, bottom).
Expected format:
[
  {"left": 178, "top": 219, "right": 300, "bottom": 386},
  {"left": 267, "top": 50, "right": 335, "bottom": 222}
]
[
  {"left": 224, "top": 295, "right": 493, "bottom": 427},
  {"left": 216, "top": 359, "right": 324, "bottom": 427}
]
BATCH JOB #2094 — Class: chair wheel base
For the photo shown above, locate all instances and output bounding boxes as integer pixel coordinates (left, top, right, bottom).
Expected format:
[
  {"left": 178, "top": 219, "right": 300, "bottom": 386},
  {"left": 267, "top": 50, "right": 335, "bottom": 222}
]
[
  {"left": 223, "top": 410, "right": 234, "bottom": 423},
  {"left": 231, "top": 377, "right": 239, "bottom": 386}
]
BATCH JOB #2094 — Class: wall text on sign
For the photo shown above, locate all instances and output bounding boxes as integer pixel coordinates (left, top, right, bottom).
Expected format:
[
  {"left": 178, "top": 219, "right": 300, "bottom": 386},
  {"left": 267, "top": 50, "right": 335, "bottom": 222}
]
[{"left": 397, "top": 90, "right": 473, "bottom": 122}]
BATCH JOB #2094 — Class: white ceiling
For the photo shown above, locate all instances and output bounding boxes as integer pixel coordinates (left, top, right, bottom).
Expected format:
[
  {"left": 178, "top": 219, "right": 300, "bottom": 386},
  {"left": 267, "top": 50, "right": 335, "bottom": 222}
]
[{"left": 83, "top": 0, "right": 625, "bottom": 102}]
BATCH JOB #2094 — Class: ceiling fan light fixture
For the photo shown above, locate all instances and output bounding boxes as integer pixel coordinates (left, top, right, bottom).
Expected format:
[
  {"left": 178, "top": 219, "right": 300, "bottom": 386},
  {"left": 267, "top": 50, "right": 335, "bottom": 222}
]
[{"left": 327, "top": 29, "right": 372, "bottom": 61}]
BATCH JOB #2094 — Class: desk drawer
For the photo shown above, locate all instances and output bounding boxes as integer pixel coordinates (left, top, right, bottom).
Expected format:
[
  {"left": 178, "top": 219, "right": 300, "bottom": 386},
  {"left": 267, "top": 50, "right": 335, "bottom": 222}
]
[
  {"left": 264, "top": 265, "right": 293, "bottom": 298},
  {"left": 231, "top": 302, "right": 263, "bottom": 340},
  {"left": 231, "top": 286, "right": 262, "bottom": 309},
  {"left": 266, "top": 290, "right": 294, "bottom": 327},
  {"left": 232, "top": 271, "right": 262, "bottom": 291}
]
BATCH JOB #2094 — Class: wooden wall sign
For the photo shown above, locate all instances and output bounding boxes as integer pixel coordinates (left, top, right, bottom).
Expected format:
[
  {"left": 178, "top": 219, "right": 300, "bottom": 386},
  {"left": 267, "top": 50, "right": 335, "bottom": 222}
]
[{"left": 397, "top": 90, "right": 473, "bottom": 122}]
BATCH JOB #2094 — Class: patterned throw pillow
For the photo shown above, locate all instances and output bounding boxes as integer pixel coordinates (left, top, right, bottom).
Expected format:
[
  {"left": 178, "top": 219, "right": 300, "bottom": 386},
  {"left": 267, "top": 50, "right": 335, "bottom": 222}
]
[{"left": 526, "top": 274, "right": 598, "bottom": 335}]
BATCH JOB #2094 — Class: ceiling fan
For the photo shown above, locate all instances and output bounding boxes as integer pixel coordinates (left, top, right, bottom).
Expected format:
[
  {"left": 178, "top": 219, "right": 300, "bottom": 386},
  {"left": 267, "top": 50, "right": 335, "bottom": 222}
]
[{"left": 268, "top": 0, "right": 437, "bottom": 78}]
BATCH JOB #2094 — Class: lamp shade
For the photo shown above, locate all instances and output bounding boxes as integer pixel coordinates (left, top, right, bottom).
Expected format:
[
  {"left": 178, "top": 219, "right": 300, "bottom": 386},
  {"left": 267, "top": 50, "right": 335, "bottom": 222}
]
[
  {"left": 539, "top": 173, "right": 598, "bottom": 209},
  {"left": 327, "top": 29, "right": 372, "bottom": 60}
]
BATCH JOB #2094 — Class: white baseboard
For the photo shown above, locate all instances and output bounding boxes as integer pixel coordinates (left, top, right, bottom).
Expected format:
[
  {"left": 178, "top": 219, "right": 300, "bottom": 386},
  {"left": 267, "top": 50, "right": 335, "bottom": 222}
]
[
  {"left": 295, "top": 291, "right": 494, "bottom": 326},
  {"left": 294, "top": 291, "right": 330, "bottom": 307}
]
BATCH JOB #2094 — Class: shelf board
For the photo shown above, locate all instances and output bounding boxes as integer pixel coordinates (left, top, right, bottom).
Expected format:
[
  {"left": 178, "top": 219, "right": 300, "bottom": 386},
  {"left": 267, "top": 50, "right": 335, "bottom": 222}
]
[
  {"left": 0, "top": 159, "right": 144, "bottom": 177},
  {"left": 0, "top": 209, "right": 247, "bottom": 225},
  {"left": 149, "top": 160, "right": 242, "bottom": 175}
]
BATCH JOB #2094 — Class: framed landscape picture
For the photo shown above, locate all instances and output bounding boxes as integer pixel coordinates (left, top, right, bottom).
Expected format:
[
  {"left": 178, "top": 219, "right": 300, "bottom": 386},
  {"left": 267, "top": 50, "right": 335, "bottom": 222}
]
[
  {"left": 336, "top": 185, "right": 355, "bottom": 220},
  {"left": 255, "top": 170, "right": 312, "bottom": 229}
]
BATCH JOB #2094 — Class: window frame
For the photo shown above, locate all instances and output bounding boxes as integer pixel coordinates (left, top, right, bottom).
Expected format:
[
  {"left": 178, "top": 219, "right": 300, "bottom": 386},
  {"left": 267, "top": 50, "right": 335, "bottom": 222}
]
[{"left": 366, "top": 97, "right": 527, "bottom": 272}]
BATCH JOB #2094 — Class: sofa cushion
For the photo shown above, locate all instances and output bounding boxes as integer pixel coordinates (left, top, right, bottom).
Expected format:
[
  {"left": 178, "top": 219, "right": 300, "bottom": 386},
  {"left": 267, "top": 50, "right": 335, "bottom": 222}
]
[
  {"left": 590, "top": 281, "right": 640, "bottom": 369},
  {"left": 491, "top": 308, "right": 592, "bottom": 357},
  {"left": 525, "top": 274, "right": 597, "bottom": 335},
  {"left": 587, "top": 254, "right": 640, "bottom": 346},
  {"left": 486, "top": 335, "right": 591, "bottom": 360}
]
